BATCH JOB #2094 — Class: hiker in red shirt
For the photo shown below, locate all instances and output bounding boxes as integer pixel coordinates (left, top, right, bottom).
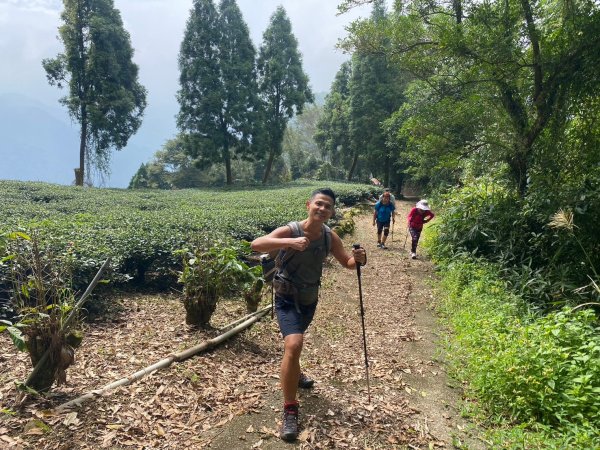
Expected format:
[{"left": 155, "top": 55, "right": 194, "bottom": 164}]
[{"left": 407, "top": 200, "right": 434, "bottom": 259}]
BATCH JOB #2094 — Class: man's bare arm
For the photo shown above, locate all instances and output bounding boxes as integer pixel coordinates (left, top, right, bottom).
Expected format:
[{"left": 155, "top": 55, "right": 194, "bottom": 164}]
[
  {"left": 251, "top": 226, "right": 310, "bottom": 253},
  {"left": 330, "top": 232, "right": 366, "bottom": 269}
]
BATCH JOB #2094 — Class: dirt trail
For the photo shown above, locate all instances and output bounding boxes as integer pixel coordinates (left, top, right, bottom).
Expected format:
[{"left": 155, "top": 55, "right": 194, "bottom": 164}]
[
  {"left": 207, "top": 200, "right": 483, "bottom": 449},
  {"left": 0, "top": 201, "right": 483, "bottom": 449}
]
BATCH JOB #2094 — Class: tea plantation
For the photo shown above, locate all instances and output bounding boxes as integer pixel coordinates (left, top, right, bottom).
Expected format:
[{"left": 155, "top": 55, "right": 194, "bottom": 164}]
[{"left": 0, "top": 180, "right": 378, "bottom": 290}]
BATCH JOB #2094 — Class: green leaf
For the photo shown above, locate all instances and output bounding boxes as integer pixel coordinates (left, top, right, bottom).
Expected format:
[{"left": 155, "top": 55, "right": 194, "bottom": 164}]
[
  {"left": 7, "top": 326, "right": 27, "bottom": 352},
  {"left": 8, "top": 231, "right": 31, "bottom": 241}
]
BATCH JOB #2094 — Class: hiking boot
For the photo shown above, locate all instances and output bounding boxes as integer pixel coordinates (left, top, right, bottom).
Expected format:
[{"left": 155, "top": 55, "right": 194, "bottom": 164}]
[
  {"left": 380, "top": 244, "right": 388, "bottom": 250},
  {"left": 298, "top": 372, "right": 314, "bottom": 389},
  {"left": 411, "top": 252, "right": 417, "bottom": 259},
  {"left": 280, "top": 403, "right": 299, "bottom": 441},
  {"left": 377, "top": 242, "right": 382, "bottom": 248}
]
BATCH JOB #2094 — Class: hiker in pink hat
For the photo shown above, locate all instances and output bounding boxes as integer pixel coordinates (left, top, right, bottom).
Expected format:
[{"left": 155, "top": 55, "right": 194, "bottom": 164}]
[{"left": 407, "top": 200, "right": 435, "bottom": 259}]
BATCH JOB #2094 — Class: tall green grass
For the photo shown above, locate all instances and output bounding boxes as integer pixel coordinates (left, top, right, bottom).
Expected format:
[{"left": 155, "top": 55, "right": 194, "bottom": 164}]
[{"left": 428, "top": 247, "right": 600, "bottom": 448}]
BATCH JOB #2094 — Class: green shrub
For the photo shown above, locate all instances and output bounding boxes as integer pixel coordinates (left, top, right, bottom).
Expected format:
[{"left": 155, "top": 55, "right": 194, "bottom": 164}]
[
  {"left": 427, "top": 178, "right": 523, "bottom": 261},
  {"left": 177, "top": 240, "right": 261, "bottom": 327},
  {"left": 1, "top": 232, "right": 83, "bottom": 392},
  {"left": 435, "top": 255, "right": 600, "bottom": 448},
  {"left": 429, "top": 176, "right": 600, "bottom": 308}
]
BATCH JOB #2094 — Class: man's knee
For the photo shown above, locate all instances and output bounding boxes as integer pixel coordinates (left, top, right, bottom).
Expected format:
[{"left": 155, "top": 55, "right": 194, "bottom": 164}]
[
  {"left": 284, "top": 334, "right": 304, "bottom": 358},
  {"left": 383, "top": 227, "right": 390, "bottom": 236}
]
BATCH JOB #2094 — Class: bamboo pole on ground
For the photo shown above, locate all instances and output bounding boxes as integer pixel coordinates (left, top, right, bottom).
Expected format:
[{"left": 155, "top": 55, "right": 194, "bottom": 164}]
[
  {"left": 55, "top": 304, "right": 271, "bottom": 412},
  {"left": 24, "top": 257, "right": 112, "bottom": 388},
  {"left": 217, "top": 306, "right": 268, "bottom": 332}
]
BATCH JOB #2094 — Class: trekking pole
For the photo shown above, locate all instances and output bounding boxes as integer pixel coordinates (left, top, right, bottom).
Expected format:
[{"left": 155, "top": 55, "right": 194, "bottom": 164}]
[
  {"left": 403, "top": 227, "right": 409, "bottom": 249},
  {"left": 352, "top": 243, "right": 371, "bottom": 403},
  {"left": 391, "top": 218, "right": 395, "bottom": 244}
]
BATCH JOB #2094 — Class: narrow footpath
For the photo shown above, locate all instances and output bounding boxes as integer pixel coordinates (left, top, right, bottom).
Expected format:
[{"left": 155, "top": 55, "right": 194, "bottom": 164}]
[{"left": 208, "top": 200, "right": 483, "bottom": 449}]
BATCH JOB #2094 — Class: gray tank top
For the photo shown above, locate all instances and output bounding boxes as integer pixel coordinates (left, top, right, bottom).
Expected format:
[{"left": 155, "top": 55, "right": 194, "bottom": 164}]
[{"left": 279, "top": 222, "right": 330, "bottom": 305}]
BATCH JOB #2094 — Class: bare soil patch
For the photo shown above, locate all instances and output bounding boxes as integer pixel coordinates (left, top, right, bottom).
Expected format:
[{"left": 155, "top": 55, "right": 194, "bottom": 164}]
[{"left": 0, "top": 201, "right": 482, "bottom": 449}]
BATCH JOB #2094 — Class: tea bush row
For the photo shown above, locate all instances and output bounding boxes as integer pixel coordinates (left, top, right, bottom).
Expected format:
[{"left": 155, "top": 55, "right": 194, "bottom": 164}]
[{"left": 0, "top": 180, "right": 379, "bottom": 291}]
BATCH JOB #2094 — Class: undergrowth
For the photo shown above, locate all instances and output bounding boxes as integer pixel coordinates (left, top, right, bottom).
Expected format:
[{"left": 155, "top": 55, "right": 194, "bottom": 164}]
[{"left": 425, "top": 235, "right": 600, "bottom": 448}]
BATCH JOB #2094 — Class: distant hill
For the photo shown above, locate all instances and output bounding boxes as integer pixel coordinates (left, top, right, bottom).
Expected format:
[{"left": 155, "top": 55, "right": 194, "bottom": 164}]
[
  {"left": 0, "top": 93, "right": 79, "bottom": 185},
  {"left": 0, "top": 92, "right": 326, "bottom": 187},
  {"left": 0, "top": 93, "right": 176, "bottom": 187}
]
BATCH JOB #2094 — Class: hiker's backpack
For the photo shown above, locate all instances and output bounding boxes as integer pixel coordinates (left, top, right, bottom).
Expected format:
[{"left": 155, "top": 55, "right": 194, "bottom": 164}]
[{"left": 260, "top": 221, "right": 331, "bottom": 283}]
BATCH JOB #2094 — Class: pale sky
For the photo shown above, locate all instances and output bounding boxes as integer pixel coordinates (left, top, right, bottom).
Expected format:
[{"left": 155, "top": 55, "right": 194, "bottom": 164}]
[{"left": 0, "top": 0, "right": 373, "bottom": 186}]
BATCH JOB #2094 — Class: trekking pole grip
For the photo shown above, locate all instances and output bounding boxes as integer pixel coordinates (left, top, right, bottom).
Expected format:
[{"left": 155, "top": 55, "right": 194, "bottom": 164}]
[{"left": 353, "top": 243, "right": 362, "bottom": 271}]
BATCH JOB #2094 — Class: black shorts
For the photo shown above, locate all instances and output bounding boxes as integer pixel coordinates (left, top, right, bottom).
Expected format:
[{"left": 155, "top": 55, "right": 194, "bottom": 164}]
[
  {"left": 376, "top": 220, "right": 391, "bottom": 234},
  {"left": 275, "top": 294, "right": 318, "bottom": 337}
]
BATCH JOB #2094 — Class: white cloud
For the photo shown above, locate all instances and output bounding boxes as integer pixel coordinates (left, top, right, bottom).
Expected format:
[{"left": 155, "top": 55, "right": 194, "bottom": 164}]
[{"left": 1, "top": 0, "right": 61, "bottom": 14}]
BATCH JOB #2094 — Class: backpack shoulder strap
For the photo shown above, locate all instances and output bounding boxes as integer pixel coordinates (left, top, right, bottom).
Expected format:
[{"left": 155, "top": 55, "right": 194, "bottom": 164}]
[
  {"left": 289, "top": 221, "right": 303, "bottom": 237},
  {"left": 276, "top": 222, "right": 302, "bottom": 269},
  {"left": 323, "top": 224, "right": 332, "bottom": 256}
]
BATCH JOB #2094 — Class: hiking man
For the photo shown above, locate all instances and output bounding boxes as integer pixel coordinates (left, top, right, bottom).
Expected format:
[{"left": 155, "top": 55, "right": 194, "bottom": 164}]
[
  {"left": 378, "top": 187, "right": 396, "bottom": 204},
  {"left": 407, "top": 199, "right": 435, "bottom": 259},
  {"left": 373, "top": 191, "right": 395, "bottom": 249},
  {"left": 250, "top": 188, "right": 367, "bottom": 442}
]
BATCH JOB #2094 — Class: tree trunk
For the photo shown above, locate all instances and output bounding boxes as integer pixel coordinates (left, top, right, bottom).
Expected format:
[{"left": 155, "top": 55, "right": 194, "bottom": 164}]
[
  {"left": 394, "top": 172, "right": 405, "bottom": 197},
  {"left": 74, "top": 168, "right": 83, "bottom": 186},
  {"left": 453, "top": 0, "right": 462, "bottom": 24},
  {"left": 508, "top": 142, "right": 529, "bottom": 197},
  {"left": 262, "top": 124, "right": 284, "bottom": 184},
  {"left": 383, "top": 155, "right": 391, "bottom": 187},
  {"left": 78, "top": 106, "right": 87, "bottom": 187},
  {"left": 262, "top": 149, "right": 275, "bottom": 184},
  {"left": 244, "top": 280, "right": 263, "bottom": 314},
  {"left": 347, "top": 151, "right": 359, "bottom": 181},
  {"left": 75, "top": 0, "right": 87, "bottom": 187},
  {"left": 184, "top": 293, "right": 218, "bottom": 328},
  {"left": 224, "top": 142, "right": 232, "bottom": 185},
  {"left": 27, "top": 335, "right": 57, "bottom": 392}
]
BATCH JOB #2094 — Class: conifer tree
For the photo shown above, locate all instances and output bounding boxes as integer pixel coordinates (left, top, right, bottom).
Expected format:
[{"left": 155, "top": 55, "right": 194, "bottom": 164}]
[
  {"left": 177, "top": 0, "right": 258, "bottom": 185},
  {"left": 347, "top": 0, "right": 405, "bottom": 185},
  {"left": 257, "top": 6, "right": 313, "bottom": 184},
  {"left": 314, "top": 61, "right": 353, "bottom": 177},
  {"left": 43, "top": 0, "right": 147, "bottom": 185}
]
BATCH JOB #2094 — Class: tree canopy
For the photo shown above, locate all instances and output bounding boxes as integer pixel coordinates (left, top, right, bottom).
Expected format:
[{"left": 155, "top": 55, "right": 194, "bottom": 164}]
[
  {"left": 341, "top": 0, "right": 600, "bottom": 195},
  {"left": 177, "top": 0, "right": 260, "bottom": 185},
  {"left": 256, "top": 6, "right": 314, "bottom": 184},
  {"left": 43, "top": 0, "right": 147, "bottom": 186}
]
